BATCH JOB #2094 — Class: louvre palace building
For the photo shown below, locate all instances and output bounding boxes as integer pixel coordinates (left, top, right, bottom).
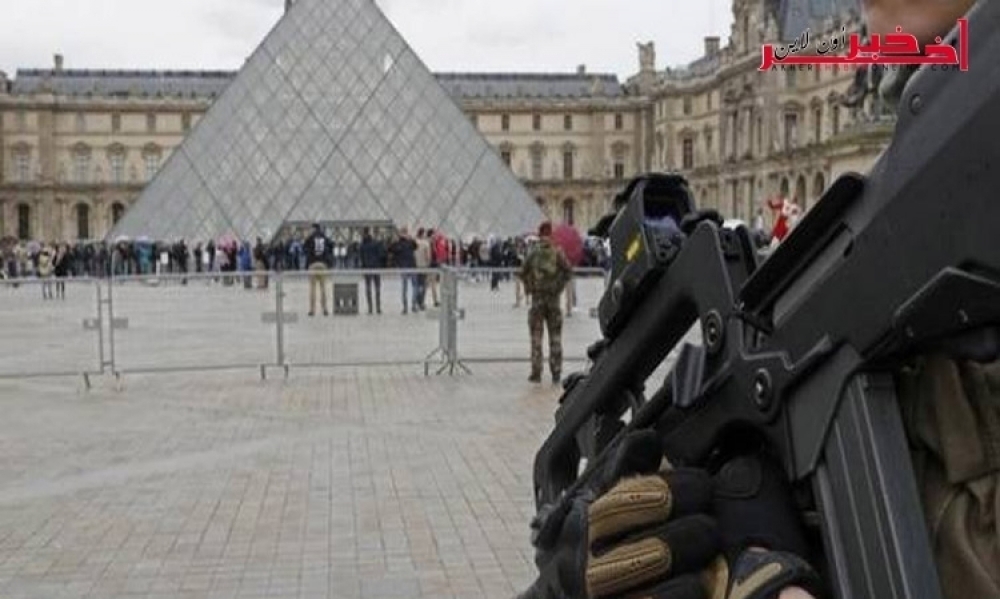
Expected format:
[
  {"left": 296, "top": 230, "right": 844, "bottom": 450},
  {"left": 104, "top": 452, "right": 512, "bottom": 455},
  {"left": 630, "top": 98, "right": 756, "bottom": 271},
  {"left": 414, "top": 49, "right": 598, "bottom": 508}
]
[{"left": 0, "top": 0, "right": 890, "bottom": 242}]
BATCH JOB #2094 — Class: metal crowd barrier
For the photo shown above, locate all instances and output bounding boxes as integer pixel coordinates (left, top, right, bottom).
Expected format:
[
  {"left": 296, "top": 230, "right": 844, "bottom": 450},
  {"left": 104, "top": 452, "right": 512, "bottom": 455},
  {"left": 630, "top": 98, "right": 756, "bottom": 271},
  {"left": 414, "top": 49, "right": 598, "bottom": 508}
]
[
  {"left": 279, "top": 268, "right": 444, "bottom": 371},
  {"left": 0, "top": 277, "right": 106, "bottom": 384},
  {"left": 453, "top": 267, "right": 606, "bottom": 364},
  {"left": 107, "top": 271, "right": 276, "bottom": 377},
  {"left": 0, "top": 266, "right": 613, "bottom": 385}
]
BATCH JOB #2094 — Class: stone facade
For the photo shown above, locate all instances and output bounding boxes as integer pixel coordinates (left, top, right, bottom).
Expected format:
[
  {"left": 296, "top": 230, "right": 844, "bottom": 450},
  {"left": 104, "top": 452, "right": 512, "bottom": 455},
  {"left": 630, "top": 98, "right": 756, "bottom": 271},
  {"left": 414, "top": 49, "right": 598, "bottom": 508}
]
[
  {"left": 636, "top": 0, "right": 893, "bottom": 223},
  {"left": 0, "top": 0, "right": 892, "bottom": 242}
]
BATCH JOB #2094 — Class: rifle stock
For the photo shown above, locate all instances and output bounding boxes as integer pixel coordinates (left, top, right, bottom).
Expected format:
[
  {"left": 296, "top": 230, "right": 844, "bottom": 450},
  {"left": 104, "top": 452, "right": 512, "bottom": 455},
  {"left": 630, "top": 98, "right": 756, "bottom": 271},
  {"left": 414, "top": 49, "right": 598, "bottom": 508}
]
[{"left": 523, "top": 2, "right": 1000, "bottom": 598}]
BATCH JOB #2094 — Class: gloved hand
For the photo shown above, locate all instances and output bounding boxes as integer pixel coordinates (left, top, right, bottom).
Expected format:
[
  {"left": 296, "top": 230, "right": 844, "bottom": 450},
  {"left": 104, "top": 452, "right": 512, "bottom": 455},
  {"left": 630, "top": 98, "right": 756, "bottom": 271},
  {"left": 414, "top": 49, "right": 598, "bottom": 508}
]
[{"left": 525, "top": 431, "right": 823, "bottom": 599}]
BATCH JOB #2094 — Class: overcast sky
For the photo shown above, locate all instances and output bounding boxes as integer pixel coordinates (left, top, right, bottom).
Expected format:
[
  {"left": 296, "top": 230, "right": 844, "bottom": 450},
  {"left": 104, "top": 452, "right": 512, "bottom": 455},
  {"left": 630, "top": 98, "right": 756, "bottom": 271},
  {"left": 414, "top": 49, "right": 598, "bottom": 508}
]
[{"left": 1, "top": 0, "right": 734, "bottom": 78}]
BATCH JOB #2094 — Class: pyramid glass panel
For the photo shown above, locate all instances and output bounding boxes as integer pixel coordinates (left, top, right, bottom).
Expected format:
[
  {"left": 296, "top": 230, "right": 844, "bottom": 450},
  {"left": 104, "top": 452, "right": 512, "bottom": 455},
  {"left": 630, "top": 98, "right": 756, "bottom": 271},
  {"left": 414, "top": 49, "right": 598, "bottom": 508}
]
[{"left": 110, "top": 0, "right": 542, "bottom": 243}]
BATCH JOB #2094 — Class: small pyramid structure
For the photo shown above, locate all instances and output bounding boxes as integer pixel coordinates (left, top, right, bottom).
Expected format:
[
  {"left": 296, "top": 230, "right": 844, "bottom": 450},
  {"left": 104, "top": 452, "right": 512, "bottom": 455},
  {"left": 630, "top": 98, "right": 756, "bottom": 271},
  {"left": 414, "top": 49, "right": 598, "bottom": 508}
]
[{"left": 111, "top": 0, "right": 543, "bottom": 242}]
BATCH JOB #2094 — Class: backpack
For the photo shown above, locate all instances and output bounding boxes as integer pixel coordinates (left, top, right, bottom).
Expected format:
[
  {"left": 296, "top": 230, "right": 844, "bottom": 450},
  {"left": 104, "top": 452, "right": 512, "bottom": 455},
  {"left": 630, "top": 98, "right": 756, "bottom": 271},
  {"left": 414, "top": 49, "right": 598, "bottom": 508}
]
[{"left": 525, "top": 244, "right": 568, "bottom": 296}]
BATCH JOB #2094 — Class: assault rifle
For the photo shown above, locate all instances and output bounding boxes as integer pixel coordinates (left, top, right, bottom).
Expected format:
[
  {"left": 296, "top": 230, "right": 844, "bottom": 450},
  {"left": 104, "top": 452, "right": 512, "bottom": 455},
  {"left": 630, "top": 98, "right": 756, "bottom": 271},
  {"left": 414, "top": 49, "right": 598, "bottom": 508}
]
[{"left": 521, "top": 3, "right": 1000, "bottom": 598}]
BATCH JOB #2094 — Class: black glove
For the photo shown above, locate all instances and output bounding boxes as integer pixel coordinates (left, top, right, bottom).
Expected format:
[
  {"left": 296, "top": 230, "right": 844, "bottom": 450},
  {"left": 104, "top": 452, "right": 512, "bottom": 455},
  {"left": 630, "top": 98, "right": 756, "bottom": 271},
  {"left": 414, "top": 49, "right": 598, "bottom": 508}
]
[{"left": 524, "top": 431, "right": 823, "bottom": 599}]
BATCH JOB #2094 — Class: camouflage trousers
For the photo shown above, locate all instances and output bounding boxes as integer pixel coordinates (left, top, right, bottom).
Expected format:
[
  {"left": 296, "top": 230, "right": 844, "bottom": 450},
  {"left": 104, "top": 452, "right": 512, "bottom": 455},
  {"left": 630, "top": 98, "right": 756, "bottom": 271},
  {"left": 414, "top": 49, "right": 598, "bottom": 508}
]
[
  {"left": 896, "top": 354, "right": 1000, "bottom": 599},
  {"left": 529, "top": 295, "right": 563, "bottom": 378}
]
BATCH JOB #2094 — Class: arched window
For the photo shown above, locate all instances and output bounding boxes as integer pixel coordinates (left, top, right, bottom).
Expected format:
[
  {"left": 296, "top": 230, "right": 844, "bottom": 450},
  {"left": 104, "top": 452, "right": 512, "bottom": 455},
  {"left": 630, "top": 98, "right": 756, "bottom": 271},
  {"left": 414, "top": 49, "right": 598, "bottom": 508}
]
[
  {"left": 142, "top": 145, "right": 162, "bottom": 181},
  {"left": 813, "top": 173, "right": 826, "bottom": 207},
  {"left": 563, "top": 199, "right": 575, "bottom": 226},
  {"left": 780, "top": 178, "right": 790, "bottom": 198},
  {"left": 72, "top": 144, "right": 92, "bottom": 183},
  {"left": 813, "top": 104, "right": 823, "bottom": 144},
  {"left": 681, "top": 137, "right": 695, "bottom": 170},
  {"left": 111, "top": 202, "right": 126, "bottom": 225},
  {"left": 11, "top": 144, "right": 32, "bottom": 183},
  {"left": 17, "top": 203, "right": 31, "bottom": 240},
  {"left": 107, "top": 145, "right": 126, "bottom": 184},
  {"left": 795, "top": 176, "right": 807, "bottom": 207},
  {"left": 612, "top": 142, "right": 629, "bottom": 180},
  {"left": 76, "top": 203, "right": 91, "bottom": 240},
  {"left": 563, "top": 146, "right": 575, "bottom": 180},
  {"left": 743, "top": 14, "right": 751, "bottom": 53},
  {"left": 530, "top": 144, "right": 544, "bottom": 180}
]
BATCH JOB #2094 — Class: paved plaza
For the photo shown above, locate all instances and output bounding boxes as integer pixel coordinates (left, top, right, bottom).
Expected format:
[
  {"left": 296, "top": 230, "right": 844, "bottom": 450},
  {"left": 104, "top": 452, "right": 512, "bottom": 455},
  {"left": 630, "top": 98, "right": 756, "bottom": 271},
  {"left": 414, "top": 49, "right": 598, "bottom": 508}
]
[
  {"left": 0, "top": 272, "right": 621, "bottom": 599},
  {"left": 0, "top": 362, "right": 573, "bottom": 599}
]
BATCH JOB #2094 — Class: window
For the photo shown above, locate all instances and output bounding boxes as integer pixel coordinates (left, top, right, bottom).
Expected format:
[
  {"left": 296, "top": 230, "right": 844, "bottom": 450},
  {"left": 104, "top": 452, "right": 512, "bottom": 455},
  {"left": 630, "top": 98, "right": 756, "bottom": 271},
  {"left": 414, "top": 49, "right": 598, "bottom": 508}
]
[
  {"left": 75, "top": 203, "right": 90, "bottom": 240},
  {"left": 563, "top": 151, "right": 574, "bottom": 180},
  {"left": 182, "top": 113, "right": 192, "bottom": 133},
  {"left": 784, "top": 113, "right": 799, "bottom": 150},
  {"left": 17, "top": 204, "right": 31, "bottom": 240},
  {"left": 531, "top": 145, "right": 544, "bottom": 180},
  {"left": 73, "top": 150, "right": 91, "bottom": 183},
  {"left": 813, "top": 107, "right": 823, "bottom": 143},
  {"left": 813, "top": 173, "right": 826, "bottom": 204},
  {"left": 614, "top": 113, "right": 624, "bottom": 130},
  {"left": 562, "top": 199, "right": 575, "bottom": 225},
  {"left": 563, "top": 114, "right": 573, "bottom": 131},
  {"left": 832, "top": 105, "right": 841, "bottom": 136},
  {"left": 15, "top": 110, "right": 27, "bottom": 132},
  {"left": 112, "top": 202, "right": 126, "bottom": 225},
  {"left": 14, "top": 149, "right": 30, "bottom": 182},
  {"left": 614, "top": 162, "right": 625, "bottom": 180},
  {"left": 786, "top": 69, "right": 797, "bottom": 89},
  {"left": 756, "top": 115, "right": 764, "bottom": 155},
  {"left": 146, "top": 113, "right": 157, "bottom": 133},
  {"left": 729, "top": 113, "right": 739, "bottom": 159},
  {"left": 144, "top": 153, "right": 160, "bottom": 180},
  {"left": 683, "top": 97, "right": 692, "bottom": 115},
  {"left": 75, "top": 112, "right": 86, "bottom": 133},
  {"left": 501, "top": 114, "right": 510, "bottom": 132},
  {"left": 110, "top": 151, "right": 125, "bottom": 184},
  {"left": 682, "top": 138, "right": 694, "bottom": 170},
  {"left": 707, "top": 93, "right": 713, "bottom": 111},
  {"left": 533, "top": 114, "right": 542, "bottom": 131},
  {"left": 500, "top": 150, "right": 512, "bottom": 167},
  {"left": 111, "top": 113, "right": 121, "bottom": 133},
  {"left": 705, "top": 131, "right": 714, "bottom": 156},
  {"left": 743, "top": 14, "right": 751, "bottom": 53}
]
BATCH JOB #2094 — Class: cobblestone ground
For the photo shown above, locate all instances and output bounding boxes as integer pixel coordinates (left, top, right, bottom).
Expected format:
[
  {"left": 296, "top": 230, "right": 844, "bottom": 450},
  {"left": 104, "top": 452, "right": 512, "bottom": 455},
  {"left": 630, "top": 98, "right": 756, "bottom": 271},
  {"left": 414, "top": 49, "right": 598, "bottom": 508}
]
[{"left": 0, "top": 365, "right": 571, "bottom": 599}]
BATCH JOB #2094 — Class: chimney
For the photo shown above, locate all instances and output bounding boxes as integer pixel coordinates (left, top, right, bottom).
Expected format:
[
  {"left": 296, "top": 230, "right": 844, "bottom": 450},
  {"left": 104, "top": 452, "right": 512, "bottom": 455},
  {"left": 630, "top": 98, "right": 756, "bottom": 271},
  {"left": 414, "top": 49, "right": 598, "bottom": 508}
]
[
  {"left": 704, "top": 37, "right": 720, "bottom": 56},
  {"left": 54, "top": 54, "right": 64, "bottom": 73},
  {"left": 638, "top": 42, "right": 656, "bottom": 74},
  {"left": 577, "top": 64, "right": 587, "bottom": 75}
]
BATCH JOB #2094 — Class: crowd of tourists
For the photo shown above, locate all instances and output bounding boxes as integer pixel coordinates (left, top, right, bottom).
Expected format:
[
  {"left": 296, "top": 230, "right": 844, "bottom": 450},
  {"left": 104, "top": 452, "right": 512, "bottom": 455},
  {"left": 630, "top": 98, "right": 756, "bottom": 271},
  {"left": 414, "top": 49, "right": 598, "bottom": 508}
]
[{"left": 0, "top": 229, "right": 609, "bottom": 284}]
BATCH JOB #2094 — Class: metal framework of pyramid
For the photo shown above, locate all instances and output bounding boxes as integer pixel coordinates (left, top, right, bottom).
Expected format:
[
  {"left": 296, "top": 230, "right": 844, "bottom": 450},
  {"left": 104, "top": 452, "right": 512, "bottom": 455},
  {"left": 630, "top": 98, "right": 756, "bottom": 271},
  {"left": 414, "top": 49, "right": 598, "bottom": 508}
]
[{"left": 110, "top": 0, "right": 543, "bottom": 242}]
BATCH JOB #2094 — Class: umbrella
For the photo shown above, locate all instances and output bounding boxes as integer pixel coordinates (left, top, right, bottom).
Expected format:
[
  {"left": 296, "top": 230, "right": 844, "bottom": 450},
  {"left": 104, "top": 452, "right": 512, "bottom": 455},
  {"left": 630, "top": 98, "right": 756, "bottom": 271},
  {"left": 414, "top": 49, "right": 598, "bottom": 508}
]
[
  {"left": 552, "top": 224, "right": 584, "bottom": 266},
  {"left": 114, "top": 235, "right": 131, "bottom": 244},
  {"left": 217, "top": 234, "right": 238, "bottom": 250},
  {"left": 26, "top": 240, "right": 41, "bottom": 254}
]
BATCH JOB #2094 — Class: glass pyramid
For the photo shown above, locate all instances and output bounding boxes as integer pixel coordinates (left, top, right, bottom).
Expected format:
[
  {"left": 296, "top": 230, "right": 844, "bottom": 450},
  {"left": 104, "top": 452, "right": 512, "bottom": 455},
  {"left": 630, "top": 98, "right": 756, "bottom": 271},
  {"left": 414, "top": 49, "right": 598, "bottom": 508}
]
[{"left": 110, "top": 0, "right": 544, "bottom": 242}]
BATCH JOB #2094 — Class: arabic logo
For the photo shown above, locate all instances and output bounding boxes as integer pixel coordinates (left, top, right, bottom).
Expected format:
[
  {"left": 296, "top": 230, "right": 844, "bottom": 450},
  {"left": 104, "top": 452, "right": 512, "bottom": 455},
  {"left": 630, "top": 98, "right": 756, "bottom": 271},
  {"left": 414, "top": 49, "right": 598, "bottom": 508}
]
[{"left": 759, "top": 19, "right": 969, "bottom": 72}]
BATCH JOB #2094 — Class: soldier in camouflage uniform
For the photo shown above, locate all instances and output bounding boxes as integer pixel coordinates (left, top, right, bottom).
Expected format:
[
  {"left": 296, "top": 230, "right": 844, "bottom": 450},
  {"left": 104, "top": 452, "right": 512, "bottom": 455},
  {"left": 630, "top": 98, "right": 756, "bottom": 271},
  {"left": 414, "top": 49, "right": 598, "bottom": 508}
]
[{"left": 520, "top": 222, "right": 573, "bottom": 385}]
